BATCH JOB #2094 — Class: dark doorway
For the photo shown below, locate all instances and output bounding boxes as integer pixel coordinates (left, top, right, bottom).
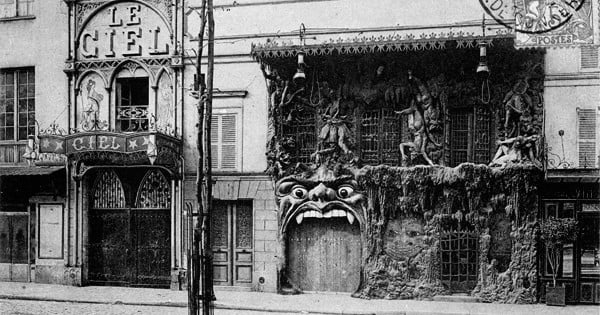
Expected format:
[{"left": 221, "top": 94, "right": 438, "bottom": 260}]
[
  {"left": 87, "top": 168, "right": 171, "bottom": 288},
  {"left": 286, "top": 217, "right": 361, "bottom": 292}
]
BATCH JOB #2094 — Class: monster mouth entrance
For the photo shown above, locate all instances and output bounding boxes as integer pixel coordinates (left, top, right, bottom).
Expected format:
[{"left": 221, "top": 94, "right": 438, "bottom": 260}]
[{"left": 295, "top": 209, "right": 355, "bottom": 225}]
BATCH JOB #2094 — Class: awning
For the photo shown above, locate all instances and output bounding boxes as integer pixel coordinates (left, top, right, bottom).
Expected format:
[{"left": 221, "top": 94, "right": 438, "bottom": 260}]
[
  {"left": 0, "top": 166, "right": 64, "bottom": 177},
  {"left": 546, "top": 168, "right": 600, "bottom": 183}
]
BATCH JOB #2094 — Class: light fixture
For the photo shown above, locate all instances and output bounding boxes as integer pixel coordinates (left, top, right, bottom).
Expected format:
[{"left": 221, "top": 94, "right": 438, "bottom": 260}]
[
  {"left": 477, "top": 15, "right": 490, "bottom": 104},
  {"left": 146, "top": 134, "right": 157, "bottom": 165},
  {"left": 293, "top": 23, "right": 307, "bottom": 85}
]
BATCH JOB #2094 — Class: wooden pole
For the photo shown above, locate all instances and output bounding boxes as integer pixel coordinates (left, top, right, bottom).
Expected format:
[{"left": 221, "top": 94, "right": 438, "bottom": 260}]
[
  {"left": 201, "top": 0, "right": 215, "bottom": 314},
  {"left": 190, "top": 0, "right": 207, "bottom": 314}
]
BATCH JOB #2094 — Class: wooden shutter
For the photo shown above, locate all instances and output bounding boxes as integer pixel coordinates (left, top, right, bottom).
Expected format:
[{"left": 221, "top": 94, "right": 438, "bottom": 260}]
[
  {"left": 210, "top": 113, "right": 239, "bottom": 171},
  {"left": 577, "top": 108, "right": 597, "bottom": 168},
  {"left": 580, "top": 46, "right": 599, "bottom": 69}
]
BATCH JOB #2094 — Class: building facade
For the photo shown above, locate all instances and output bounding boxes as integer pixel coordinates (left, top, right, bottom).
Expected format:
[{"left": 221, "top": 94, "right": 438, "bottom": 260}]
[{"left": 0, "top": 0, "right": 598, "bottom": 305}]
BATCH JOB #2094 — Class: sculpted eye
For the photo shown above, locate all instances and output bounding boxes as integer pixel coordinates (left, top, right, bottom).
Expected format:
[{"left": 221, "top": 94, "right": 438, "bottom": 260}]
[
  {"left": 337, "top": 186, "right": 354, "bottom": 198},
  {"left": 291, "top": 186, "right": 308, "bottom": 199}
]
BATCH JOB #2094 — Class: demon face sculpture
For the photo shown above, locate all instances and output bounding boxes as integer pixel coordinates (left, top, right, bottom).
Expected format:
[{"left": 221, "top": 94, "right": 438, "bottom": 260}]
[{"left": 276, "top": 165, "right": 367, "bottom": 234}]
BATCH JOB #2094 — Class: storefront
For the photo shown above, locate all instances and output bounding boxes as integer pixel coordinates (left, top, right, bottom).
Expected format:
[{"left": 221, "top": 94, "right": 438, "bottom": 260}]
[{"left": 540, "top": 171, "right": 600, "bottom": 304}]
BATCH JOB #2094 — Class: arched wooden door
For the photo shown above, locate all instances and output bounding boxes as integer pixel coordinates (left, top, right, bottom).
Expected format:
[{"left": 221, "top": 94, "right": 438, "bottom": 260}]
[
  {"left": 87, "top": 169, "right": 171, "bottom": 288},
  {"left": 286, "top": 217, "right": 362, "bottom": 292}
]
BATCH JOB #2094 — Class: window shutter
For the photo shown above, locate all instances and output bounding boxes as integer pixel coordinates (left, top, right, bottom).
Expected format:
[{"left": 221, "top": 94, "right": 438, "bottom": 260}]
[
  {"left": 210, "top": 113, "right": 239, "bottom": 171},
  {"left": 577, "top": 108, "right": 597, "bottom": 168},
  {"left": 580, "top": 46, "right": 599, "bottom": 69},
  {"left": 220, "top": 115, "right": 237, "bottom": 170},
  {"left": 210, "top": 116, "right": 219, "bottom": 169}
]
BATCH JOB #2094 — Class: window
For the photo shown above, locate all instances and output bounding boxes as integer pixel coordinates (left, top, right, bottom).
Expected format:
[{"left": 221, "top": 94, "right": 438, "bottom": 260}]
[
  {"left": 116, "top": 77, "right": 149, "bottom": 132},
  {"left": 449, "top": 107, "right": 491, "bottom": 166},
  {"left": 0, "top": 0, "right": 33, "bottom": 19},
  {"left": 360, "top": 108, "right": 401, "bottom": 165},
  {"left": 211, "top": 113, "right": 240, "bottom": 171},
  {"left": 0, "top": 68, "right": 35, "bottom": 141}
]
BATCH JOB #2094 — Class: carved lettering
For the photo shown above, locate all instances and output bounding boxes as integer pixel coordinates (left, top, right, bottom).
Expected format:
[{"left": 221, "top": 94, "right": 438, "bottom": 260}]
[
  {"left": 111, "top": 137, "right": 121, "bottom": 150},
  {"left": 127, "top": 5, "right": 141, "bottom": 25},
  {"left": 108, "top": 6, "right": 122, "bottom": 26},
  {"left": 88, "top": 136, "right": 95, "bottom": 150},
  {"left": 105, "top": 29, "right": 116, "bottom": 57},
  {"left": 149, "top": 27, "right": 169, "bottom": 55},
  {"left": 123, "top": 28, "right": 142, "bottom": 56},
  {"left": 81, "top": 30, "right": 98, "bottom": 58}
]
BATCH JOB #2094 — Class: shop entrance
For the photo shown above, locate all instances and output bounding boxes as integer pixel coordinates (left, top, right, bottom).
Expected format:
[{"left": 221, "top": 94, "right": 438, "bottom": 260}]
[
  {"left": 0, "top": 212, "right": 29, "bottom": 281},
  {"left": 287, "top": 217, "right": 362, "bottom": 292},
  {"left": 87, "top": 169, "right": 171, "bottom": 288}
]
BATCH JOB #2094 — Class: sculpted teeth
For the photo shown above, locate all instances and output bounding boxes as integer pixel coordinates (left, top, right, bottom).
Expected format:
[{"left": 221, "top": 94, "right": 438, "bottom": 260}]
[
  {"left": 296, "top": 213, "right": 304, "bottom": 224},
  {"left": 346, "top": 212, "right": 355, "bottom": 225},
  {"left": 295, "top": 210, "right": 356, "bottom": 225}
]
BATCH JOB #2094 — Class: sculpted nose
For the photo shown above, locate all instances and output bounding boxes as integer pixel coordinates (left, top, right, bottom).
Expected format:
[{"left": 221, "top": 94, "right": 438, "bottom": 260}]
[{"left": 308, "top": 183, "right": 336, "bottom": 202}]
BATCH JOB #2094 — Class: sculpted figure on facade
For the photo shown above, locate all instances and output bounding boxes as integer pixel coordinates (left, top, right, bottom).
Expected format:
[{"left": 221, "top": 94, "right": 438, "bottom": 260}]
[
  {"left": 489, "top": 134, "right": 541, "bottom": 168},
  {"left": 81, "top": 79, "right": 104, "bottom": 131},
  {"left": 502, "top": 79, "right": 532, "bottom": 138},
  {"left": 396, "top": 71, "right": 442, "bottom": 166}
]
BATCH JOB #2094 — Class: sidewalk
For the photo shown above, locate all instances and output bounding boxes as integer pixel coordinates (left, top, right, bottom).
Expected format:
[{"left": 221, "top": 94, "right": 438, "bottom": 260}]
[{"left": 0, "top": 282, "right": 597, "bottom": 315}]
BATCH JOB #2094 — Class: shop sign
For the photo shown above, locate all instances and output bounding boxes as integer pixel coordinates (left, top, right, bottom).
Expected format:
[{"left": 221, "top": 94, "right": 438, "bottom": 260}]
[
  {"left": 39, "top": 132, "right": 175, "bottom": 155},
  {"left": 77, "top": 1, "right": 170, "bottom": 59}
]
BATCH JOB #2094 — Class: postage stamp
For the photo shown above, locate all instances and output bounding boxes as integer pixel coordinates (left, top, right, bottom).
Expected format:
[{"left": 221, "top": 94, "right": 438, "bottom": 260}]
[{"left": 479, "top": 0, "right": 594, "bottom": 47}]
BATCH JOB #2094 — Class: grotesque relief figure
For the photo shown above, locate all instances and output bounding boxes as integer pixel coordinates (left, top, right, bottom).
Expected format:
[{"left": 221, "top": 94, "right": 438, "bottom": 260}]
[
  {"left": 384, "top": 216, "right": 426, "bottom": 262},
  {"left": 396, "top": 71, "right": 442, "bottom": 166},
  {"left": 312, "top": 85, "right": 356, "bottom": 164},
  {"left": 503, "top": 79, "right": 532, "bottom": 138},
  {"left": 82, "top": 79, "right": 104, "bottom": 131},
  {"left": 275, "top": 165, "right": 367, "bottom": 291}
]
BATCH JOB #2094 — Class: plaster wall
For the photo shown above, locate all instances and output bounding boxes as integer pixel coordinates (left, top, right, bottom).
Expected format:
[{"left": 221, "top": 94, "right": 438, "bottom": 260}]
[
  {"left": 544, "top": 47, "right": 600, "bottom": 169},
  {"left": 0, "top": 0, "right": 69, "bottom": 130}
]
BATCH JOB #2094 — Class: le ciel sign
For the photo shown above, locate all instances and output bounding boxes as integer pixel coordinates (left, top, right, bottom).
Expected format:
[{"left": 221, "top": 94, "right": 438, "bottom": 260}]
[{"left": 78, "top": 2, "right": 170, "bottom": 59}]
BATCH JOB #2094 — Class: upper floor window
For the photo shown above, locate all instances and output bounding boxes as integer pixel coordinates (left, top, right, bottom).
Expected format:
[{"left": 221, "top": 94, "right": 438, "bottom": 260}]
[
  {"left": 0, "top": 68, "right": 35, "bottom": 141},
  {"left": 116, "top": 77, "right": 149, "bottom": 132},
  {"left": 211, "top": 112, "right": 241, "bottom": 172},
  {"left": 449, "top": 107, "right": 491, "bottom": 166},
  {"left": 0, "top": 0, "right": 34, "bottom": 19}
]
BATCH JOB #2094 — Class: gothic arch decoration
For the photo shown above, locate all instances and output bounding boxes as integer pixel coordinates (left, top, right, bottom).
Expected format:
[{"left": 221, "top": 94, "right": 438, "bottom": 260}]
[
  {"left": 135, "top": 169, "right": 171, "bottom": 209},
  {"left": 75, "top": 0, "right": 173, "bottom": 40},
  {"left": 155, "top": 69, "right": 174, "bottom": 133},
  {"left": 75, "top": 69, "right": 109, "bottom": 91},
  {"left": 92, "top": 169, "right": 126, "bottom": 209},
  {"left": 76, "top": 71, "right": 110, "bottom": 132},
  {"left": 109, "top": 59, "right": 153, "bottom": 88}
]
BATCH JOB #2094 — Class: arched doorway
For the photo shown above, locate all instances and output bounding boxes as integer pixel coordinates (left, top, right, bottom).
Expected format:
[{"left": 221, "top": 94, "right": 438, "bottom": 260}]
[
  {"left": 87, "top": 168, "right": 171, "bottom": 287},
  {"left": 286, "top": 217, "right": 362, "bottom": 292}
]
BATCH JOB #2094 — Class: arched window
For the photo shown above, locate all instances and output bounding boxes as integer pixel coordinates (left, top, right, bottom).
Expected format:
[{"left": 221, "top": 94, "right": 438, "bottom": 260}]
[
  {"left": 135, "top": 169, "right": 171, "bottom": 209},
  {"left": 92, "top": 169, "right": 126, "bottom": 209}
]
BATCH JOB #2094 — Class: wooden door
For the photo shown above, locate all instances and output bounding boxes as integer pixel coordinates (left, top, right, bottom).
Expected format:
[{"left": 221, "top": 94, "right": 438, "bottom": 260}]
[
  {"left": 211, "top": 200, "right": 253, "bottom": 287},
  {"left": 88, "top": 209, "right": 130, "bottom": 285},
  {"left": 0, "top": 212, "right": 29, "bottom": 281},
  {"left": 131, "top": 209, "right": 170, "bottom": 287},
  {"left": 287, "top": 217, "right": 362, "bottom": 292}
]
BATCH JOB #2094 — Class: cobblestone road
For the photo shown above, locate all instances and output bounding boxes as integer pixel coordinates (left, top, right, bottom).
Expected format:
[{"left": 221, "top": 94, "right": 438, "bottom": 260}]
[{"left": 0, "top": 299, "right": 294, "bottom": 315}]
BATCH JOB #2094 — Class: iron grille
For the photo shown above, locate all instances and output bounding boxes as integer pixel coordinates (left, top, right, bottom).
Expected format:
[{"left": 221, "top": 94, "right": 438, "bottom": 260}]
[
  {"left": 360, "top": 108, "right": 401, "bottom": 165},
  {"left": 281, "top": 111, "right": 317, "bottom": 164},
  {"left": 440, "top": 230, "right": 478, "bottom": 292}
]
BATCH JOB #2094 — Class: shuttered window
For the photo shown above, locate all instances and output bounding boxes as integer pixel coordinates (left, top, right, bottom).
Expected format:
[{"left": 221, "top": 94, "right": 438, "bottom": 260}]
[
  {"left": 577, "top": 108, "right": 598, "bottom": 168},
  {"left": 211, "top": 113, "right": 239, "bottom": 171},
  {"left": 580, "top": 46, "right": 599, "bottom": 69}
]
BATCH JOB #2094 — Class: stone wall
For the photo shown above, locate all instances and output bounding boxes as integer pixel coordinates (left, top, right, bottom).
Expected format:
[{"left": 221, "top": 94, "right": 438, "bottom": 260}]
[{"left": 353, "top": 163, "right": 541, "bottom": 303}]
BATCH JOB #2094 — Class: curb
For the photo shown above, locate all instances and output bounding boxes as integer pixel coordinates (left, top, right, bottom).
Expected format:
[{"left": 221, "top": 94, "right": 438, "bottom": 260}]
[{"left": 0, "top": 295, "right": 379, "bottom": 315}]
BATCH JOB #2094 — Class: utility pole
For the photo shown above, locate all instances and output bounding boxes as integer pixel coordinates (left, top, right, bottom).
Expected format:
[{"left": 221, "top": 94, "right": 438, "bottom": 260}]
[
  {"left": 188, "top": 0, "right": 214, "bottom": 314},
  {"left": 201, "top": 0, "right": 216, "bottom": 314}
]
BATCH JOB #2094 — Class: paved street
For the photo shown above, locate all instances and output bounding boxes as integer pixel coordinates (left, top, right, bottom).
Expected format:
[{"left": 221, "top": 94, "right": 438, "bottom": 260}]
[
  {"left": 0, "top": 299, "right": 293, "bottom": 315},
  {"left": 0, "top": 282, "right": 598, "bottom": 315}
]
